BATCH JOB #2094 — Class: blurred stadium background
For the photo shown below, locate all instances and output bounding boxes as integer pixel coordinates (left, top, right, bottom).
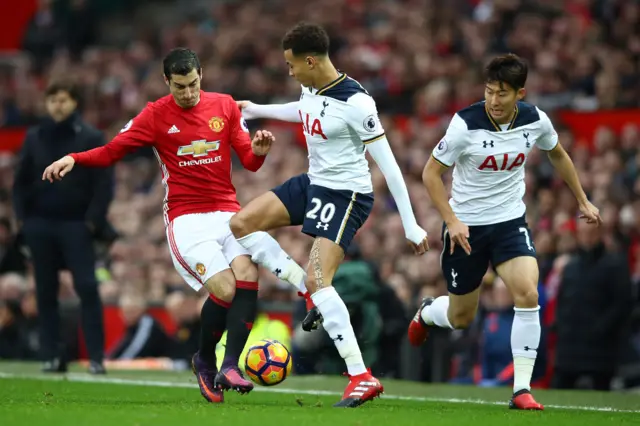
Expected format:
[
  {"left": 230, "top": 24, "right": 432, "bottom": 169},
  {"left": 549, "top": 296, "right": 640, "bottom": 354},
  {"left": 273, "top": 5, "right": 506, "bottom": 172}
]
[{"left": 0, "top": 0, "right": 639, "bottom": 390}]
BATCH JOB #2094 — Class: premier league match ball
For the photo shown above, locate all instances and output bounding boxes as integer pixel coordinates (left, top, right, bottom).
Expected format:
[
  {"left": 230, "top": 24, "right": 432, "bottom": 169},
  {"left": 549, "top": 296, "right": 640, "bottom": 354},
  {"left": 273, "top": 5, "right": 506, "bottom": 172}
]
[{"left": 244, "top": 339, "right": 293, "bottom": 386}]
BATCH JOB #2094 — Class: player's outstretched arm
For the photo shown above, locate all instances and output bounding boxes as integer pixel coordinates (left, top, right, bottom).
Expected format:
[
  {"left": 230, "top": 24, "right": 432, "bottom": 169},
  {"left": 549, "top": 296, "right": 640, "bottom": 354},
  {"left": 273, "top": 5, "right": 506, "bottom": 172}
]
[
  {"left": 367, "top": 138, "right": 429, "bottom": 254},
  {"left": 546, "top": 143, "right": 602, "bottom": 225},
  {"left": 237, "top": 101, "right": 301, "bottom": 123},
  {"left": 43, "top": 106, "right": 156, "bottom": 182}
]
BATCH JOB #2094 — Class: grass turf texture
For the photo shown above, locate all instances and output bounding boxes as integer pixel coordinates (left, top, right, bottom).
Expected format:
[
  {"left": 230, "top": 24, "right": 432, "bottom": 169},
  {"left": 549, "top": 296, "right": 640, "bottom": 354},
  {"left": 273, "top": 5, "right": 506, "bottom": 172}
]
[{"left": 0, "top": 362, "right": 638, "bottom": 426}]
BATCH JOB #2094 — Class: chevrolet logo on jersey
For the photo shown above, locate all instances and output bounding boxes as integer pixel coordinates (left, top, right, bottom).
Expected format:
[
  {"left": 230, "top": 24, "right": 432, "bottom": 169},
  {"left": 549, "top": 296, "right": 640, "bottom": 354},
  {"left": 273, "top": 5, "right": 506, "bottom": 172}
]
[{"left": 177, "top": 140, "right": 220, "bottom": 157}]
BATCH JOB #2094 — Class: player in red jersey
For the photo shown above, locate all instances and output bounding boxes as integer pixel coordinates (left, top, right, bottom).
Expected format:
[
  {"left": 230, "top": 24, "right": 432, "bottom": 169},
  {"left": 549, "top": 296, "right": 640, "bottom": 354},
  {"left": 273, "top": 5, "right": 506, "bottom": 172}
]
[{"left": 42, "top": 48, "right": 307, "bottom": 403}]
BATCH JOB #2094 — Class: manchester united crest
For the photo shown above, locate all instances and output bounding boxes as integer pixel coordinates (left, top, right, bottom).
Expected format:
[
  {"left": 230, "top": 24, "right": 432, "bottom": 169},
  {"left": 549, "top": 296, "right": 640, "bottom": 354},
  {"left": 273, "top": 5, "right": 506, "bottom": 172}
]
[
  {"left": 195, "top": 263, "right": 206, "bottom": 276},
  {"left": 209, "top": 117, "right": 225, "bottom": 132}
]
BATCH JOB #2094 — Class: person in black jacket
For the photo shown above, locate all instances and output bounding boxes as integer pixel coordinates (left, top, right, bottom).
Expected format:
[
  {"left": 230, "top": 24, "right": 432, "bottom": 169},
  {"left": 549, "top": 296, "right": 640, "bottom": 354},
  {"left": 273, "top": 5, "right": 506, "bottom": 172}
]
[
  {"left": 12, "top": 80, "right": 114, "bottom": 374},
  {"left": 107, "top": 293, "right": 173, "bottom": 360},
  {"left": 553, "top": 219, "right": 634, "bottom": 390}
]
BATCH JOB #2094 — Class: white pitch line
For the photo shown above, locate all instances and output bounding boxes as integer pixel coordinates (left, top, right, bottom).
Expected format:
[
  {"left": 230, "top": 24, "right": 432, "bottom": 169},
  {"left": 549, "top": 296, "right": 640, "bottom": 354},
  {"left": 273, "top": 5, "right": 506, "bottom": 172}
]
[{"left": 0, "top": 372, "right": 638, "bottom": 414}]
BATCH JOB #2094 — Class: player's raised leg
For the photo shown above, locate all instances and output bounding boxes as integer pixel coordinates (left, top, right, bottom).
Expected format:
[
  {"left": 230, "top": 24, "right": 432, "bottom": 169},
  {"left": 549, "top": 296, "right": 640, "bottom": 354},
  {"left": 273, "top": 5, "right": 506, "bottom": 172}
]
[
  {"left": 230, "top": 183, "right": 307, "bottom": 292},
  {"left": 409, "top": 223, "right": 488, "bottom": 344},
  {"left": 495, "top": 256, "right": 543, "bottom": 410}
]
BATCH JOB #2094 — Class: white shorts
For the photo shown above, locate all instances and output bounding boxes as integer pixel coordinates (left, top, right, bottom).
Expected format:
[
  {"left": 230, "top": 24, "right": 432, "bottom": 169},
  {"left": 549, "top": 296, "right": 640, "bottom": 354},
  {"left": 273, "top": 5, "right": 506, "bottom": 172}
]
[{"left": 166, "top": 212, "right": 249, "bottom": 291}]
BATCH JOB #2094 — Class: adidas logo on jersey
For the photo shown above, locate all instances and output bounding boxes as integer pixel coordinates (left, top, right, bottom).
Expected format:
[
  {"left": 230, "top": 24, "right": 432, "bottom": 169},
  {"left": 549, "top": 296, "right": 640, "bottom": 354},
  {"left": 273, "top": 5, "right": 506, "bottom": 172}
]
[{"left": 168, "top": 125, "right": 180, "bottom": 134}]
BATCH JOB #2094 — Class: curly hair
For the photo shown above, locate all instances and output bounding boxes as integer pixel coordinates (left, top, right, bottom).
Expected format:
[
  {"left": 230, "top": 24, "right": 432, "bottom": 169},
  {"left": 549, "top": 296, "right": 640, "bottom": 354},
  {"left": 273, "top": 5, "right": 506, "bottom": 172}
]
[{"left": 282, "top": 22, "right": 330, "bottom": 56}]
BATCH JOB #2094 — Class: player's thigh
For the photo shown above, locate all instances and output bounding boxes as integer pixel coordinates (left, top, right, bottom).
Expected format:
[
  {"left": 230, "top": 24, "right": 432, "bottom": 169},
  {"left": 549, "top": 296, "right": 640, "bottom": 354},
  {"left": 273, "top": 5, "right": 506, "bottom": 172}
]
[
  {"left": 166, "top": 214, "right": 234, "bottom": 298},
  {"left": 230, "top": 174, "right": 310, "bottom": 237},
  {"left": 302, "top": 185, "right": 373, "bottom": 253},
  {"left": 440, "top": 223, "right": 490, "bottom": 328},
  {"left": 491, "top": 216, "right": 539, "bottom": 308}
]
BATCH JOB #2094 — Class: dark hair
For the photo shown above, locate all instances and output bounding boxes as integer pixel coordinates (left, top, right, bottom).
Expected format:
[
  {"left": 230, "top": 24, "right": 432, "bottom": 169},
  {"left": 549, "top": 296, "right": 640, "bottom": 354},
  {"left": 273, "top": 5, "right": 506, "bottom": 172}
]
[
  {"left": 282, "top": 22, "right": 330, "bottom": 56},
  {"left": 163, "top": 48, "right": 201, "bottom": 80},
  {"left": 484, "top": 53, "right": 528, "bottom": 90},
  {"left": 45, "top": 80, "right": 80, "bottom": 102}
]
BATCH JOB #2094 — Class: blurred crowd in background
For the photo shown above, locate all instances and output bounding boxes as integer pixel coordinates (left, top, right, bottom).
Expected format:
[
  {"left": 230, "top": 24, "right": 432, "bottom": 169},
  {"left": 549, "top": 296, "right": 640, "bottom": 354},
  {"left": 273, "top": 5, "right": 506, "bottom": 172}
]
[{"left": 0, "top": 0, "right": 639, "bottom": 388}]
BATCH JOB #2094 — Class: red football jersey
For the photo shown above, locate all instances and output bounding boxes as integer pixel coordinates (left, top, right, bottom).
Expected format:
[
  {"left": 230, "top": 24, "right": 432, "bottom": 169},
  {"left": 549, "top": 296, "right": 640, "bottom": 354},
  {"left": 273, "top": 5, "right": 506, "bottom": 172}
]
[{"left": 70, "top": 92, "right": 265, "bottom": 223}]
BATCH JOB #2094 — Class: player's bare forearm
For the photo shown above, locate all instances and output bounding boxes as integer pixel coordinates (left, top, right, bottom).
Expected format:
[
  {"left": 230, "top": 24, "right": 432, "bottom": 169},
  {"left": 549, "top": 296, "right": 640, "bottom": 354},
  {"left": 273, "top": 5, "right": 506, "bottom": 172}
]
[
  {"left": 423, "top": 156, "right": 457, "bottom": 224},
  {"left": 546, "top": 144, "right": 588, "bottom": 205}
]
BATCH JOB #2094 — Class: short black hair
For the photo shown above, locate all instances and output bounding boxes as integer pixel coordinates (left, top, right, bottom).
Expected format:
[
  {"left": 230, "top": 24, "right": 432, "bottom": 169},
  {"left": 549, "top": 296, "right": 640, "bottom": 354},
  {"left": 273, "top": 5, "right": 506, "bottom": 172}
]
[
  {"left": 484, "top": 53, "right": 528, "bottom": 90},
  {"left": 45, "top": 80, "right": 80, "bottom": 101},
  {"left": 282, "top": 22, "right": 330, "bottom": 56},
  {"left": 163, "top": 48, "right": 201, "bottom": 80}
]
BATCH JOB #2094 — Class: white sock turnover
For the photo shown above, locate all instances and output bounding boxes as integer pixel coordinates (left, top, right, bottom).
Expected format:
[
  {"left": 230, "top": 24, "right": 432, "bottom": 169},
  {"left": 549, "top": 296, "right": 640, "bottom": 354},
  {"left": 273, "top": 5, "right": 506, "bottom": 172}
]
[{"left": 421, "top": 296, "right": 454, "bottom": 329}]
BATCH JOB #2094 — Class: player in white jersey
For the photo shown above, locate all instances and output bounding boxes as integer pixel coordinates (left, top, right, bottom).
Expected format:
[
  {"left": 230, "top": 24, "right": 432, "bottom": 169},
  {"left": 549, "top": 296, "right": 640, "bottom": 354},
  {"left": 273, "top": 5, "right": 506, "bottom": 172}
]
[
  {"left": 408, "top": 54, "right": 602, "bottom": 410},
  {"left": 228, "top": 22, "right": 429, "bottom": 407}
]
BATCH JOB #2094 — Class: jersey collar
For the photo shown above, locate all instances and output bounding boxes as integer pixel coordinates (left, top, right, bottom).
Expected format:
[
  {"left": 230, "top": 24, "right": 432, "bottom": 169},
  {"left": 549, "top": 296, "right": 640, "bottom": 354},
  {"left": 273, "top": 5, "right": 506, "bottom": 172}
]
[
  {"left": 315, "top": 73, "right": 347, "bottom": 96},
  {"left": 484, "top": 103, "right": 519, "bottom": 131}
]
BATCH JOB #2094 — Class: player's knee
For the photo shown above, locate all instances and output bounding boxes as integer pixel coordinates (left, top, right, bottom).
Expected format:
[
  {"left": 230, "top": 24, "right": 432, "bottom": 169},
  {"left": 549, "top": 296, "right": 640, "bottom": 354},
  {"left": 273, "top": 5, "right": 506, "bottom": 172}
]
[
  {"left": 512, "top": 285, "right": 539, "bottom": 308},
  {"left": 448, "top": 311, "right": 475, "bottom": 329},
  {"left": 232, "top": 262, "right": 259, "bottom": 283},
  {"left": 229, "top": 212, "right": 254, "bottom": 239},
  {"left": 205, "top": 274, "right": 236, "bottom": 303}
]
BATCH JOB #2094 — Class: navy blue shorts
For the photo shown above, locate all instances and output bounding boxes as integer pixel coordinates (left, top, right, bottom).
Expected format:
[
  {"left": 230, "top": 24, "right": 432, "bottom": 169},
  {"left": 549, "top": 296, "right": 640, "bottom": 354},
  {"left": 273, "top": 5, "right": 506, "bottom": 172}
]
[
  {"left": 441, "top": 215, "right": 536, "bottom": 295},
  {"left": 271, "top": 174, "right": 374, "bottom": 251}
]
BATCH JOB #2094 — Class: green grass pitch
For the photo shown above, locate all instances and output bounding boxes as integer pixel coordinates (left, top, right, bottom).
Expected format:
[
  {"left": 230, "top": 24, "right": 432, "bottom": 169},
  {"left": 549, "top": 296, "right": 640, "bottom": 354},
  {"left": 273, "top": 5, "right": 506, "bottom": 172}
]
[{"left": 0, "top": 362, "right": 638, "bottom": 426}]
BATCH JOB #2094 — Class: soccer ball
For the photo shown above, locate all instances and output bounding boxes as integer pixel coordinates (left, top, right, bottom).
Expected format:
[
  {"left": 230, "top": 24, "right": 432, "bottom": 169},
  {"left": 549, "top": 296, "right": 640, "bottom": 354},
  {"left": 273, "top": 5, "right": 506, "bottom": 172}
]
[{"left": 244, "top": 339, "right": 292, "bottom": 386}]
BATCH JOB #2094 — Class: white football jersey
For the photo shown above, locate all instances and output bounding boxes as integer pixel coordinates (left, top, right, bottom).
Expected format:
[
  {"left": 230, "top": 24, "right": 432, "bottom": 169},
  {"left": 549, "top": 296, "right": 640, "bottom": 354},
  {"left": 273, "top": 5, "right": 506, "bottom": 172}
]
[
  {"left": 432, "top": 101, "right": 558, "bottom": 226},
  {"left": 297, "top": 74, "right": 385, "bottom": 193}
]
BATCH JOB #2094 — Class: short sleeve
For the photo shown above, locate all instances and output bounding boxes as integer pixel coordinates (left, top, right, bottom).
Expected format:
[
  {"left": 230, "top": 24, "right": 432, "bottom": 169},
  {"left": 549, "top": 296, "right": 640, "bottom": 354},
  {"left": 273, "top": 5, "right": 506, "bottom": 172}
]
[
  {"left": 432, "top": 114, "right": 467, "bottom": 167},
  {"left": 343, "top": 93, "right": 386, "bottom": 145},
  {"left": 535, "top": 108, "right": 559, "bottom": 151}
]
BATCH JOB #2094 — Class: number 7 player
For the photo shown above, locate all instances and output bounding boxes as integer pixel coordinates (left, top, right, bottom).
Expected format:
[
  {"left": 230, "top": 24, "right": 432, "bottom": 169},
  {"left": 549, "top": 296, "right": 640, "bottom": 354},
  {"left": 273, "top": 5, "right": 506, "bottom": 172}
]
[{"left": 409, "top": 54, "right": 602, "bottom": 410}]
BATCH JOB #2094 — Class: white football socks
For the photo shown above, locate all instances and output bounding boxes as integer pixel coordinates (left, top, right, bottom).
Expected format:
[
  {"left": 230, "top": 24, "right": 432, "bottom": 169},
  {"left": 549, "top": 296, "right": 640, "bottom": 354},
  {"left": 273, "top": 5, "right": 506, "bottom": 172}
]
[
  {"left": 236, "top": 232, "right": 307, "bottom": 292},
  {"left": 421, "top": 296, "right": 454, "bottom": 329},
  {"left": 511, "top": 306, "right": 541, "bottom": 392},
  {"left": 311, "top": 287, "right": 367, "bottom": 376}
]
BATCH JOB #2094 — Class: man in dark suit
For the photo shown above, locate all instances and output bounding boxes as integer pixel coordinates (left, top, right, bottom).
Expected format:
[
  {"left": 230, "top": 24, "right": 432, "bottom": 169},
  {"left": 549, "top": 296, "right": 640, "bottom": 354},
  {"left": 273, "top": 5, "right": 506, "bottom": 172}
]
[{"left": 12, "top": 80, "right": 114, "bottom": 374}]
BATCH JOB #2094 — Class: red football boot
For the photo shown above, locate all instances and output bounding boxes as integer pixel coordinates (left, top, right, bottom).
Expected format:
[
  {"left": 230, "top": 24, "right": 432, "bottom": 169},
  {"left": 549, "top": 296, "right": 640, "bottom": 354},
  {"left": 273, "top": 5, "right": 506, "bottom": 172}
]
[
  {"left": 509, "top": 389, "right": 544, "bottom": 410},
  {"left": 407, "top": 297, "right": 434, "bottom": 346},
  {"left": 333, "top": 369, "right": 384, "bottom": 408}
]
